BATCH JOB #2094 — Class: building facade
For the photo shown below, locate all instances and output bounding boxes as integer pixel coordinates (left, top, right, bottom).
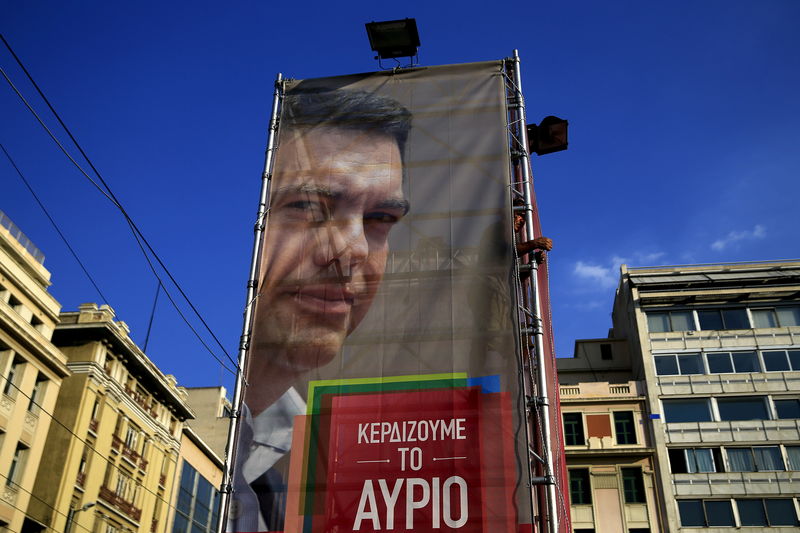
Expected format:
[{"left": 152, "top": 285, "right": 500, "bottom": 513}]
[
  {"left": 183, "top": 387, "right": 230, "bottom": 459},
  {"left": 611, "top": 261, "right": 800, "bottom": 531},
  {"left": 27, "top": 303, "right": 195, "bottom": 533},
  {"left": 558, "top": 339, "right": 663, "bottom": 532},
  {"left": 0, "top": 211, "right": 70, "bottom": 533},
  {"left": 169, "top": 427, "right": 222, "bottom": 533}
]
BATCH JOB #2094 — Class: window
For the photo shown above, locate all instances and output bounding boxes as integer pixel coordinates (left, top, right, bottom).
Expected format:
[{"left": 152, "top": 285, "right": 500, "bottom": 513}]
[
  {"left": 752, "top": 306, "right": 800, "bottom": 328},
  {"left": 621, "top": 468, "right": 645, "bottom": 503},
  {"left": 763, "top": 349, "right": 800, "bottom": 371},
  {"left": 786, "top": 446, "right": 800, "bottom": 470},
  {"left": 662, "top": 399, "right": 712, "bottom": 423},
  {"left": 173, "top": 462, "right": 221, "bottom": 533},
  {"left": 669, "top": 448, "right": 721, "bottom": 473},
  {"left": 698, "top": 308, "right": 749, "bottom": 330},
  {"left": 737, "top": 499, "right": 799, "bottom": 526},
  {"left": 705, "top": 351, "right": 761, "bottom": 373},
  {"left": 27, "top": 374, "right": 47, "bottom": 413},
  {"left": 568, "top": 469, "right": 591, "bottom": 505},
  {"left": 6, "top": 443, "right": 28, "bottom": 486},
  {"left": 3, "top": 356, "right": 23, "bottom": 397},
  {"left": 775, "top": 399, "right": 800, "bottom": 419},
  {"left": 717, "top": 396, "right": 769, "bottom": 421},
  {"left": 563, "top": 413, "right": 585, "bottom": 445},
  {"left": 678, "top": 500, "right": 735, "bottom": 527},
  {"left": 614, "top": 411, "right": 637, "bottom": 444},
  {"left": 727, "top": 447, "right": 784, "bottom": 472},
  {"left": 646, "top": 310, "right": 694, "bottom": 333},
  {"left": 600, "top": 343, "right": 612, "bottom": 360},
  {"left": 655, "top": 353, "right": 703, "bottom": 375}
]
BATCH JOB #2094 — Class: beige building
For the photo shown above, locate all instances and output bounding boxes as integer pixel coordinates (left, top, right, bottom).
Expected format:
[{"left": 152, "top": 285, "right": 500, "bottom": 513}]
[
  {"left": 183, "top": 387, "right": 231, "bottom": 459},
  {"left": 558, "top": 338, "right": 663, "bottom": 533},
  {"left": 27, "top": 303, "right": 195, "bottom": 533},
  {"left": 610, "top": 261, "right": 800, "bottom": 531},
  {"left": 0, "top": 211, "right": 69, "bottom": 533}
]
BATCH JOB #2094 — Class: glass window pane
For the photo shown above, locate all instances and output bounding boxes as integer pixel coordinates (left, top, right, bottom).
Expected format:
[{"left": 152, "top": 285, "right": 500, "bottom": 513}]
[
  {"left": 751, "top": 309, "right": 777, "bottom": 328},
  {"left": 563, "top": 413, "right": 585, "bottom": 445},
  {"left": 763, "top": 351, "right": 790, "bottom": 372},
  {"left": 647, "top": 313, "right": 670, "bottom": 333},
  {"left": 737, "top": 499, "right": 768, "bottom": 526},
  {"left": 776, "top": 306, "right": 800, "bottom": 327},
  {"left": 693, "top": 449, "right": 715, "bottom": 473},
  {"left": 663, "top": 399, "right": 712, "bottom": 423},
  {"left": 678, "top": 353, "right": 703, "bottom": 375},
  {"left": 754, "top": 447, "right": 784, "bottom": 471},
  {"left": 786, "top": 446, "right": 800, "bottom": 471},
  {"left": 722, "top": 308, "right": 749, "bottom": 329},
  {"left": 569, "top": 469, "right": 591, "bottom": 505},
  {"left": 621, "top": 468, "right": 645, "bottom": 503},
  {"left": 727, "top": 448, "right": 755, "bottom": 472},
  {"left": 789, "top": 351, "right": 800, "bottom": 370},
  {"left": 707, "top": 352, "right": 734, "bottom": 374},
  {"left": 775, "top": 399, "right": 800, "bottom": 419},
  {"left": 732, "top": 351, "right": 760, "bottom": 373},
  {"left": 677, "top": 500, "right": 705, "bottom": 527},
  {"left": 698, "top": 310, "right": 723, "bottom": 330},
  {"left": 705, "top": 500, "right": 735, "bottom": 526},
  {"left": 717, "top": 396, "right": 769, "bottom": 421},
  {"left": 655, "top": 355, "right": 678, "bottom": 376},
  {"left": 614, "top": 411, "right": 636, "bottom": 444},
  {"left": 670, "top": 311, "right": 693, "bottom": 331},
  {"left": 765, "top": 499, "right": 798, "bottom": 526}
]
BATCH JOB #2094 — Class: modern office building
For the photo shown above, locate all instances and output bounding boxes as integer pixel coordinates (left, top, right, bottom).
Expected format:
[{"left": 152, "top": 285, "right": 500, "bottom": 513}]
[
  {"left": 168, "top": 426, "right": 223, "bottom": 533},
  {"left": 27, "top": 303, "right": 195, "bottom": 533},
  {"left": 611, "top": 261, "right": 800, "bottom": 530},
  {"left": 558, "top": 338, "right": 663, "bottom": 532},
  {"left": 0, "top": 211, "right": 69, "bottom": 533}
]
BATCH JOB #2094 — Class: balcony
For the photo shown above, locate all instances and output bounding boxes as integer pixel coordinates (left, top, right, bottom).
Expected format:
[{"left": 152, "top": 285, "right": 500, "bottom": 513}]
[
  {"left": 76, "top": 471, "right": 86, "bottom": 487},
  {"left": 112, "top": 435, "right": 148, "bottom": 470},
  {"left": 658, "top": 371, "right": 800, "bottom": 396},
  {"left": 99, "top": 485, "right": 142, "bottom": 521},
  {"left": 665, "top": 419, "right": 800, "bottom": 445},
  {"left": 124, "top": 386, "right": 153, "bottom": 413},
  {"left": 159, "top": 474, "right": 166, "bottom": 487},
  {"left": 151, "top": 519, "right": 158, "bottom": 533},
  {"left": 649, "top": 327, "right": 800, "bottom": 352},
  {"left": 559, "top": 381, "right": 645, "bottom": 401},
  {"left": 89, "top": 418, "right": 99, "bottom": 433},
  {"left": 673, "top": 471, "right": 800, "bottom": 497}
]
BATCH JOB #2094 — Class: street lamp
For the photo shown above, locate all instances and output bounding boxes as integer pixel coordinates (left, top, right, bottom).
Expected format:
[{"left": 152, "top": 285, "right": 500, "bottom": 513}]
[{"left": 65, "top": 502, "right": 95, "bottom": 533}]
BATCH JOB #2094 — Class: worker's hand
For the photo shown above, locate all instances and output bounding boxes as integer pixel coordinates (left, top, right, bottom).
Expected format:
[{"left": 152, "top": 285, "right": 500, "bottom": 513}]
[
  {"left": 534, "top": 251, "right": 546, "bottom": 265},
  {"left": 530, "top": 237, "right": 553, "bottom": 251}
]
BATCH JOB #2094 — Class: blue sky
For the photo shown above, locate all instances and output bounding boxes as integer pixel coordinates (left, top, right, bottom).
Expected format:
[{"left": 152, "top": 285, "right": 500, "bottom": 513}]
[{"left": 2, "top": 1, "right": 799, "bottom": 390}]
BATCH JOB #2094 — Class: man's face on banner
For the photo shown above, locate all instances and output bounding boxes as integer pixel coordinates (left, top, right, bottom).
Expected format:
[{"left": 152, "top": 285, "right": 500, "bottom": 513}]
[{"left": 253, "top": 125, "right": 407, "bottom": 371}]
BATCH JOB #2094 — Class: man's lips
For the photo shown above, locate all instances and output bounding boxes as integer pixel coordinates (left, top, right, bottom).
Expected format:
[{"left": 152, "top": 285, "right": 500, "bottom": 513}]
[{"left": 291, "top": 284, "right": 356, "bottom": 315}]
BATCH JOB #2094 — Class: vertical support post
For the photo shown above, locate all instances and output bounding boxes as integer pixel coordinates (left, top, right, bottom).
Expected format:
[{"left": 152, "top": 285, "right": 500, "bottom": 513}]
[
  {"left": 217, "top": 72, "right": 284, "bottom": 533},
  {"left": 509, "top": 50, "right": 559, "bottom": 533}
]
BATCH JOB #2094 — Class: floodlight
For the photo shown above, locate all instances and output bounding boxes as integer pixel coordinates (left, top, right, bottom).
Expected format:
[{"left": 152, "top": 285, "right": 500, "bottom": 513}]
[
  {"left": 365, "top": 19, "right": 420, "bottom": 60},
  {"left": 527, "top": 116, "right": 569, "bottom": 155}
]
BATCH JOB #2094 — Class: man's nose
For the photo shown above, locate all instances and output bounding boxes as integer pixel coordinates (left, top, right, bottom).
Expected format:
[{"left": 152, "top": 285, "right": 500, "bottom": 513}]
[{"left": 314, "top": 217, "right": 369, "bottom": 276}]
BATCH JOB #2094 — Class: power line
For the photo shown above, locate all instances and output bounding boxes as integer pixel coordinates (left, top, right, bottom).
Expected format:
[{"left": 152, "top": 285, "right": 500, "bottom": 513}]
[
  {"left": 1, "top": 143, "right": 110, "bottom": 306},
  {"left": 0, "top": 472, "right": 96, "bottom": 533},
  {"left": 0, "top": 33, "right": 240, "bottom": 375}
]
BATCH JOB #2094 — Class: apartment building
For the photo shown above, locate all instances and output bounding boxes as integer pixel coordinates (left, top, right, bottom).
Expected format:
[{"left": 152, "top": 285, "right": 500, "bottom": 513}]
[
  {"left": 183, "top": 387, "right": 231, "bottom": 459},
  {"left": 169, "top": 427, "right": 223, "bottom": 533},
  {"left": 0, "top": 211, "right": 69, "bottom": 533},
  {"left": 27, "top": 303, "right": 195, "bottom": 533},
  {"left": 558, "top": 338, "right": 663, "bottom": 532},
  {"left": 610, "top": 261, "right": 800, "bottom": 530}
]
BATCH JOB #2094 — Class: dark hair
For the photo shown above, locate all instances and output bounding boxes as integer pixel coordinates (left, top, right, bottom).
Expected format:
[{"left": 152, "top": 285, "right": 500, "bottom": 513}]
[{"left": 281, "top": 88, "right": 412, "bottom": 162}]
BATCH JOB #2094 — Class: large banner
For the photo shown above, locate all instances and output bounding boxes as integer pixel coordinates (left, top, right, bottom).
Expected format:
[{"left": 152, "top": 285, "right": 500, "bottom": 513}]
[{"left": 229, "top": 61, "right": 532, "bottom": 533}]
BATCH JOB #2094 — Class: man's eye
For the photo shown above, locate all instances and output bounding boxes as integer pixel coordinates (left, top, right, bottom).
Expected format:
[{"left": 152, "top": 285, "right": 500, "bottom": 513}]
[
  {"left": 284, "top": 200, "right": 327, "bottom": 219},
  {"left": 364, "top": 212, "right": 399, "bottom": 224}
]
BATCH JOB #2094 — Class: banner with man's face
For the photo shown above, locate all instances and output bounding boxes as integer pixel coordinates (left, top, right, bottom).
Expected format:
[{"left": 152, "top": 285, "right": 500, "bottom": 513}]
[{"left": 230, "top": 61, "right": 532, "bottom": 533}]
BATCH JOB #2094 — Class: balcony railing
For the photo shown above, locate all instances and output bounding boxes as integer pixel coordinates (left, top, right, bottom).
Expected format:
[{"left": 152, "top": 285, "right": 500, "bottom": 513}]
[
  {"left": 559, "top": 381, "right": 644, "bottom": 399},
  {"left": 99, "top": 485, "right": 142, "bottom": 521},
  {"left": 76, "top": 471, "right": 86, "bottom": 487},
  {"left": 89, "top": 418, "right": 99, "bottom": 433},
  {"left": 151, "top": 519, "right": 158, "bottom": 533},
  {"left": 112, "top": 435, "right": 148, "bottom": 470}
]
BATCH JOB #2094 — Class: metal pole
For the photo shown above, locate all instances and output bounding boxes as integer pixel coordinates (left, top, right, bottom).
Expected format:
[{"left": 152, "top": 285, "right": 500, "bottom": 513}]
[
  {"left": 217, "top": 72, "right": 284, "bottom": 533},
  {"left": 511, "top": 49, "right": 559, "bottom": 533}
]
